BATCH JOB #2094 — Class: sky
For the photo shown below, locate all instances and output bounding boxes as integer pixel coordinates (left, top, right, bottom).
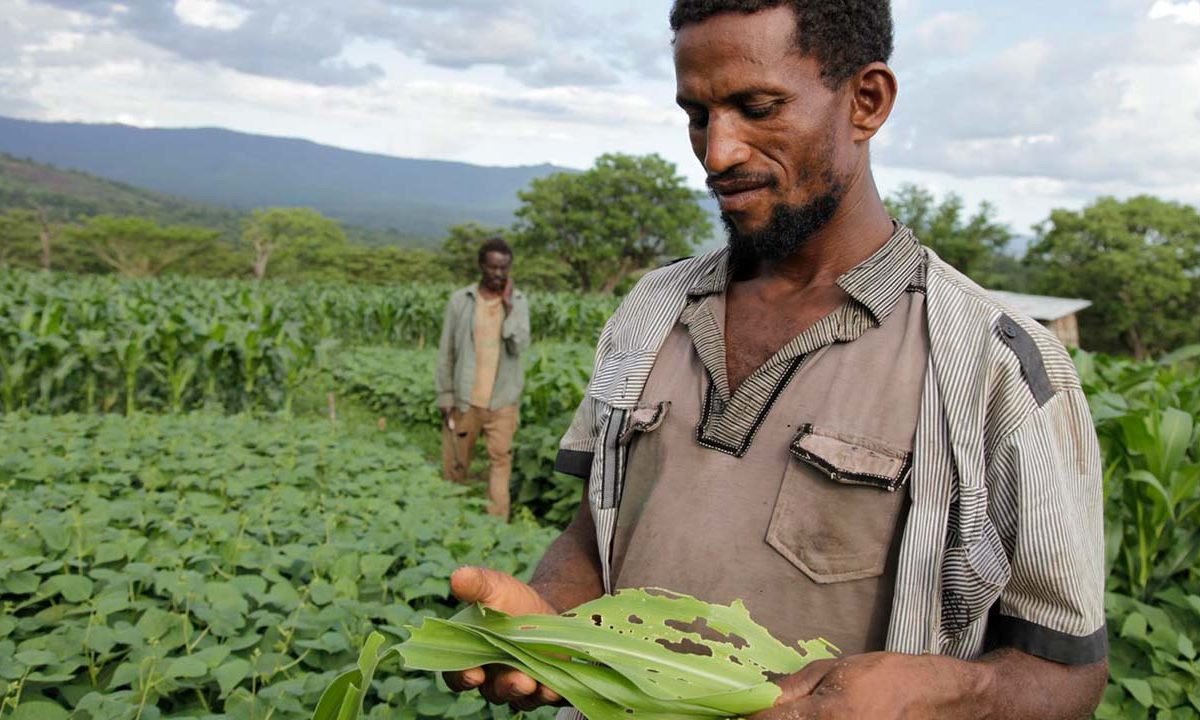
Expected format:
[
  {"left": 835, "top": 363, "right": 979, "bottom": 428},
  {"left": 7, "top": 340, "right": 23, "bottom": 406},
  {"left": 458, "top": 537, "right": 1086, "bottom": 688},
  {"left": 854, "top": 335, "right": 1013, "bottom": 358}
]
[{"left": 2, "top": 0, "right": 1199, "bottom": 240}]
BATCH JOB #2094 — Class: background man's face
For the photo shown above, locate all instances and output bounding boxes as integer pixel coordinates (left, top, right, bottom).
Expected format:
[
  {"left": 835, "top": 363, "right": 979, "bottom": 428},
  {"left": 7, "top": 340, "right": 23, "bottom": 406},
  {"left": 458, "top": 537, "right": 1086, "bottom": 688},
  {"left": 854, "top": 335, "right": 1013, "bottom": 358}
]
[
  {"left": 674, "top": 6, "right": 852, "bottom": 257},
  {"left": 480, "top": 250, "right": 512, "bottom": 291}
]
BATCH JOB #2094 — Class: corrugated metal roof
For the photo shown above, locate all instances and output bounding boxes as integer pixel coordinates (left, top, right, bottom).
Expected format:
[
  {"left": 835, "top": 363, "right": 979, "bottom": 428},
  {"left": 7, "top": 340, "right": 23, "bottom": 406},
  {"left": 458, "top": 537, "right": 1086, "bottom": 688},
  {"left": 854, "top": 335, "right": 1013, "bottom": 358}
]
[{"left": 988, "top": 290, "right": 1092, "bottom": 322}]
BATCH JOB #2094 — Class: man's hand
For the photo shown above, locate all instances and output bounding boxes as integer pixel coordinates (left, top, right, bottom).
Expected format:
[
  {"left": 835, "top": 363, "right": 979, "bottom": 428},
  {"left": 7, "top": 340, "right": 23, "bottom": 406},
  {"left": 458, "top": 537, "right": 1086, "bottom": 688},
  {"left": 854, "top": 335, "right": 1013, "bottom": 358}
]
[
  {"left": 443, "top": 567, "right": 565, "bottom": 711},
  {"left": 501, "top": 277, "right": 514, "bottom": 315},
  {"left": 749, "top": 653, "right": 990, "bottom": 720}
]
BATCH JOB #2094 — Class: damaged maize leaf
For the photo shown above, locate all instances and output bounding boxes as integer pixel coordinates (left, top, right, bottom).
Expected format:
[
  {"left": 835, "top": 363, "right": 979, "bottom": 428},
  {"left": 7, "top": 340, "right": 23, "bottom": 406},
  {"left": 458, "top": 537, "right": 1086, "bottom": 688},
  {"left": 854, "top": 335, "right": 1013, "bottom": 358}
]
[{"left": 313, "top": 588, "right": 837, "bottom": 720}]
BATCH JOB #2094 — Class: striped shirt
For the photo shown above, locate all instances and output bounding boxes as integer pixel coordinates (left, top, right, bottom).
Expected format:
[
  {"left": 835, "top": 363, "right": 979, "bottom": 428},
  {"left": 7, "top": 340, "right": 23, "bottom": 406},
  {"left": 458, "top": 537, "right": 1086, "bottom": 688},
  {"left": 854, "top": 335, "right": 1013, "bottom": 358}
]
[{"left": 554, "top": 224, "right": 1107, "bottom": 668}]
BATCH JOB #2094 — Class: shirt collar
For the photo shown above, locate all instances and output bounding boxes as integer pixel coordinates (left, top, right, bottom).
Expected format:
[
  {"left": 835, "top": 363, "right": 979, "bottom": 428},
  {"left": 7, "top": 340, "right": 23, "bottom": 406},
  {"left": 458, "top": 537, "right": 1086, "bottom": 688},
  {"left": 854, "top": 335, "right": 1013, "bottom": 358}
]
[
  {"left": 685, "top": 221, "right": 923, "bottom": 327},
  {"left": 835, "top": 222, "right": 923, "bottom": 326}
]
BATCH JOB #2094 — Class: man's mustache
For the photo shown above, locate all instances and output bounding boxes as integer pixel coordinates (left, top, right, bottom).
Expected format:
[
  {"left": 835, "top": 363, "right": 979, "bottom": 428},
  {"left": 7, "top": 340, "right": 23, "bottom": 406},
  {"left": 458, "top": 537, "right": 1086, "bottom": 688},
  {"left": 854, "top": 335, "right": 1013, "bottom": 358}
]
[{"left": 705, "top": 171, "right": 778, "bottom": 193}]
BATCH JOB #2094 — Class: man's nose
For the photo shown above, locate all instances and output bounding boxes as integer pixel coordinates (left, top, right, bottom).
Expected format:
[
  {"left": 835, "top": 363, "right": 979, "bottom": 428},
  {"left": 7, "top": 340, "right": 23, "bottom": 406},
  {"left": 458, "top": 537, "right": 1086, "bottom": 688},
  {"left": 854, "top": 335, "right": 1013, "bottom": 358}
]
[{"left": 702, "top": 113, "right": 752, "bottom": 176}]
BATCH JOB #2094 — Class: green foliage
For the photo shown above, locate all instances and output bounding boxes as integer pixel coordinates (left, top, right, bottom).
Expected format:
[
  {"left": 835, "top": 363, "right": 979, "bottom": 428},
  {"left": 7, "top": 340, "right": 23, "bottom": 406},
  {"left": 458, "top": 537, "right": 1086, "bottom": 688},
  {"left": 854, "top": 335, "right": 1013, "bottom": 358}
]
[
  {"left": 67, "top": 215, "right": 220, "bottom": 278},
  {"left": 331, "top": 343, "right": 594, "bottom": 526},
  {"left": 1027, "top": 196, "right": 1200, "bottom": 359},
  {"left": 243, "top": 208, "right": 348, "bottom": 281},
  {"left": 324, "top": 590, "right": 837, "bottom": 720},
  {"left": 0, "top": 412, "right": 556, "bottom": 718},
  {"left": 0, "top": 209, "right": 43, "bottom": 269},
  {"left": 515, "top": 154, "right": 711, "bottom": 293},
  {"left": 0, "top": 270, "right": 614, "bottom": 415},
  {"left": 0, "top": 271, "right": 332, "bottom": 414},
  {"left": 1077, "top": 347, "right": 1200, "bottom": 602},
  {"left": 884, "top": 183, "right": 1015, "bottom": 288},
  {"left": 1101, "top": 590, "right": 1200, "bottom": 719},
  {"left": 1078, "top": 347, "right": 1200, "bottom": 718}
]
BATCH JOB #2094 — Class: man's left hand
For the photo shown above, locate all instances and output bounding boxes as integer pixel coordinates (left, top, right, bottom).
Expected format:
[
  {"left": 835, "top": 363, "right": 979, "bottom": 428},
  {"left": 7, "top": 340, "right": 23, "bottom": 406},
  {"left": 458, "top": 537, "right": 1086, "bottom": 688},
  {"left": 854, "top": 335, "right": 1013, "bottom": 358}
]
[{"left": 749, "top": 652, "right": 986, "bottom": 720}]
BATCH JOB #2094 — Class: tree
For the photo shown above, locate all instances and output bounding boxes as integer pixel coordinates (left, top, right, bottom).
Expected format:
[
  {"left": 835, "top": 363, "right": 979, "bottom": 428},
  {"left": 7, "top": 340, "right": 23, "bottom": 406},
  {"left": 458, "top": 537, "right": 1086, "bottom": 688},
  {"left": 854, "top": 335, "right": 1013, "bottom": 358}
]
[
  {"left": 0, "top": 210, "right": 40, "bottom": 269},
  {"left": 885, "top": 184, "right": 1014, "bottom": 287},
  {"left": 329, "top": 245, "right": 453, "bottom": 286},
  {"left": 67, "top": 215, "right": 218, "bottom": 278},
  {"left": 243, "top": 207, "right": 346, "bottom": 280},
  {"left": 1024, "top": 196, "right": 1200, "bottom": 359},
  {"left": 514, "top": 153, "right": 712, "bottom": 293}
]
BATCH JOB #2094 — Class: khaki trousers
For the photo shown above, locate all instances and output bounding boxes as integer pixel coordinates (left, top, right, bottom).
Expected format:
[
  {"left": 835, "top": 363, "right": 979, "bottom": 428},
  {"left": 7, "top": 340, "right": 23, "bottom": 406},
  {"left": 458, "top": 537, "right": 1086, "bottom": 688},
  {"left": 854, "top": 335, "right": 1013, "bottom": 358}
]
[{"left": 442, "top": 404, "right": 518, "bottom": 520}]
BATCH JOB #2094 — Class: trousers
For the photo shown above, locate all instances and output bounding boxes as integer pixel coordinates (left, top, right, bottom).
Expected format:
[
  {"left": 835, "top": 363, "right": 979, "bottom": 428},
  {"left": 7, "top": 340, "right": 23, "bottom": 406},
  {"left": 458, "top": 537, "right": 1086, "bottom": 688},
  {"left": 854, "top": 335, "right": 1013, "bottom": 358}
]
[{"left": 441, "top": 404, "right": 518, "bottom": 520}]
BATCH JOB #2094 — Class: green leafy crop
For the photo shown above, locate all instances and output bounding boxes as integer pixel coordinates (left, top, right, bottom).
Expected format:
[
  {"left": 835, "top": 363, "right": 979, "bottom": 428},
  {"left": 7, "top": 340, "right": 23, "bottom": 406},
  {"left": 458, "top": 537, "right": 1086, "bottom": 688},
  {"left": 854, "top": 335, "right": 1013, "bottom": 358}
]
[{"left": 316, "top": 589, "right": 837, "bottom": 720}]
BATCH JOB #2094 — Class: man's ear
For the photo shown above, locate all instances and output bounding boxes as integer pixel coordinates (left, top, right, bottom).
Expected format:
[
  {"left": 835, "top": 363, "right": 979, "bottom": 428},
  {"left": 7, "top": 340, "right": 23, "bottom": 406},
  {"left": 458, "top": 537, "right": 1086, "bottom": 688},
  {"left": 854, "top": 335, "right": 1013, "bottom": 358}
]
[{"left": 848, "top": 62, "right": 897, "bottom": 142}]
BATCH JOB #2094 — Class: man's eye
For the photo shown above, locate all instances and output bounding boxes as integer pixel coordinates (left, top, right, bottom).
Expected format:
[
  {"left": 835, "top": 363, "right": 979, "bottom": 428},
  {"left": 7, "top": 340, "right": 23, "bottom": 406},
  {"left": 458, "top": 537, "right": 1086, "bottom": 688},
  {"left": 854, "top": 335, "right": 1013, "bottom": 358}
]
[{"left": 743, "top": 103, "right": 778, "bottom": 120}]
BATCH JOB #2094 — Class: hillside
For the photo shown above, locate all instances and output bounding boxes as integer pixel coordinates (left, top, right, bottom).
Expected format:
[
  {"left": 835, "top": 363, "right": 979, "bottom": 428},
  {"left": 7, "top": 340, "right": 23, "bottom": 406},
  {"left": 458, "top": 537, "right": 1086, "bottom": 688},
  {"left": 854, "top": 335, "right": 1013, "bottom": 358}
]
[
  {"left": 0, "top": 116, "right": 572, "bottom": 239},
  {"left": 0, "top": 152, "right": 245, "bottom": 234},
  {"left": 0, "top": 153, "right": 437, "bottom": 248}
]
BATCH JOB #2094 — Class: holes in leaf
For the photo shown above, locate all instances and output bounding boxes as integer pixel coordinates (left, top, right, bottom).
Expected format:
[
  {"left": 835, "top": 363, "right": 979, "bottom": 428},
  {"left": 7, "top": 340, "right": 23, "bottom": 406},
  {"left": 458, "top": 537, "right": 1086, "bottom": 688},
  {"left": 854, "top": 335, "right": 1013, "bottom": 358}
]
[
  {"left": 663, "top": 617, "right": 749, "bottom": 649},
  {"left": 654, "top": 637, "right": 713, "bottom": 657}
]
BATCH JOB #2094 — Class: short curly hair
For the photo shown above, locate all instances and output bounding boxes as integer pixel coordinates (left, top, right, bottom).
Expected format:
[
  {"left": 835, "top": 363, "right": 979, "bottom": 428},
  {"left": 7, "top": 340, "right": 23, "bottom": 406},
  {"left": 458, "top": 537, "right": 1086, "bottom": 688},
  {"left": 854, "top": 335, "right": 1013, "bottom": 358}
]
[
  {"left": 477, "top": 236, "right": 513, "bottom": 264},
  {"left": 669, "top": 0, "right": 893, "bottom": 88}
]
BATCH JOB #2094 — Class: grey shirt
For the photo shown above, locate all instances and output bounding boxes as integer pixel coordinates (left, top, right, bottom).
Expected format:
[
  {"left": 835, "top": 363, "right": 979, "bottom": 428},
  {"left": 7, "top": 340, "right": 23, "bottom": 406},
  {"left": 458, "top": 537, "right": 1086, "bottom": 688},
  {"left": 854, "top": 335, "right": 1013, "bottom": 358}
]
[
  {"left": 557, "top": 222, "right": 1105, "bottom": 667},
  {"left": 612, "top": 236, "right": 928, "bottom": 655},
  {"left": 436, "top": 284, "right": 531, "bottom": 411}
]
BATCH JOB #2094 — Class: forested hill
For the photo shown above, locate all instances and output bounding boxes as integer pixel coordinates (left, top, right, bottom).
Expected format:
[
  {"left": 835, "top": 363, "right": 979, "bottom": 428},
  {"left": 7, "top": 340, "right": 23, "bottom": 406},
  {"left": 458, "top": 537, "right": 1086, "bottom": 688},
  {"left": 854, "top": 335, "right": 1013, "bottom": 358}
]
[
  {"left": 0, "top": 153, "right": 425, "bottom": 247},
  {"left": 0, "top": 152, "right": 245, "bottom": 237},
  {"left": 0, "top": 115, "right": 572, "bottom": 239}
]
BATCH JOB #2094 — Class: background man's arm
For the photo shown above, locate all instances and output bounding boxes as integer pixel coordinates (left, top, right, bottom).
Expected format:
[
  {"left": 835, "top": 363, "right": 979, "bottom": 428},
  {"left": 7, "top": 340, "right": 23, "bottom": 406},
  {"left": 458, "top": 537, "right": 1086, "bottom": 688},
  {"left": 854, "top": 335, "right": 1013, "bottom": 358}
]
[
  {"left": 435, "top": 294, "right": 459, "bottom": 412},
  {"left": 502, "top": 292, "right": 531, "bottom": 357}
]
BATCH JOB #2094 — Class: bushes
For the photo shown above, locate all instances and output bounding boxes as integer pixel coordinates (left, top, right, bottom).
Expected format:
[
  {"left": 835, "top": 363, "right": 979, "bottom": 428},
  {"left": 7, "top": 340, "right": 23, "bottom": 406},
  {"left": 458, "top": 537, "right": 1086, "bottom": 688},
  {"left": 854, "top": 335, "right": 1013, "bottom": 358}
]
[
  {"left": 331, "top": 343, "right": 593, "bottom": 528},
  {"left": 0, "top": 413, "right": 556, "bottom": 718},
  {"left": 1079, "top": 347, "right": 1200, "bottom": 718}
]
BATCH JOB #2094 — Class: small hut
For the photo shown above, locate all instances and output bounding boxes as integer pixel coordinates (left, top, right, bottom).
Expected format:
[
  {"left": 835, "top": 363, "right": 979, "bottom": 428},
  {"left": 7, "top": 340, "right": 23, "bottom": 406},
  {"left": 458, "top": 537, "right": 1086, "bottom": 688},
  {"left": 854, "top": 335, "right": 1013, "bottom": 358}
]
[{"left": 988, "top": 290, "right": 1092, "bottom": 349}]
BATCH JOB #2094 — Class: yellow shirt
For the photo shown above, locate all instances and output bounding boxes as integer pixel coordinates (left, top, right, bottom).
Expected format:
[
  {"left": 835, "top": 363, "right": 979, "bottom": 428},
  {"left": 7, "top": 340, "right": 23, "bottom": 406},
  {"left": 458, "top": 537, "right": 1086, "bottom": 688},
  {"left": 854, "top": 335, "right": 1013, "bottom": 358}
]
[{"left": 470, "top": 295, "right": 505, "bottom": 408}]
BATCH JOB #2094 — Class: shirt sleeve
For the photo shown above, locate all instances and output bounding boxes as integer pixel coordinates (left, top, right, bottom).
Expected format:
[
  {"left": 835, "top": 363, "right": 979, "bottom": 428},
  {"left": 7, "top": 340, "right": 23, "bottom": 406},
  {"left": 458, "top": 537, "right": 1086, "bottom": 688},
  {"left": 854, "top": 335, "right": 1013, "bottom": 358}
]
[
  {"left": 983, "top": 387, "right": 1108, "bottom": 665},
  {"left": 554, "top": 313, "right": 617, "bottom": 480},
  {"left": 502, "top": 293, "right": 532, "bottom": 357},
  {"left": 435, "top": 294, "right": 459, "bottom": 409}
]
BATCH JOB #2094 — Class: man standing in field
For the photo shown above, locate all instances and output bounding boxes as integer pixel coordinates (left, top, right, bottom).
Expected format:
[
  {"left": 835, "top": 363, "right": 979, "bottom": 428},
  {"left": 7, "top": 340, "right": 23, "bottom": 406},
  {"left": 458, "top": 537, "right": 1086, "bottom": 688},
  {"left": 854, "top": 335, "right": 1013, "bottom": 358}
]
[
  {"left": 443, "top": 1, "right": 1108, "bottom": 718},
  {"left": 436, "top": 237, "right": 531, "bottom": 520}
]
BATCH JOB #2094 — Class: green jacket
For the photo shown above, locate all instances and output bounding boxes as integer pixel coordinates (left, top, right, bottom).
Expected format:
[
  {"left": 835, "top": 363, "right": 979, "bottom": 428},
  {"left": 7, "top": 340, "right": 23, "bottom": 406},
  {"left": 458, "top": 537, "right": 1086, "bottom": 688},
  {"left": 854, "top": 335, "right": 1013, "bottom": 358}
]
[{"left": 436, "top": 284, "right": 531, "bottom": 411}]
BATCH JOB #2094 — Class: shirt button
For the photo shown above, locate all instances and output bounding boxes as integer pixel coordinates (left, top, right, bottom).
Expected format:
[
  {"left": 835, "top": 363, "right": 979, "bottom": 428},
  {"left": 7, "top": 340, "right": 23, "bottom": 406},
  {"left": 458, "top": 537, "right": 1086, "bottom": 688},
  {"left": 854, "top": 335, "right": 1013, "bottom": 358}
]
[{"left": 1002, "top": 321, "right": 1018, "bottom": 339}]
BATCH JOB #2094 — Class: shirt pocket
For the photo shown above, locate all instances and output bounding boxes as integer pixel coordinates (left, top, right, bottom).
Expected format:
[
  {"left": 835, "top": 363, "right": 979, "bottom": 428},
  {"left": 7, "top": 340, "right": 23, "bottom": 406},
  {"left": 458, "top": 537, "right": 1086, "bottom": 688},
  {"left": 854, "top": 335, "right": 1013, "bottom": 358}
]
[{"left": 766, "top": 424, "right": 911, "bottom": 584}]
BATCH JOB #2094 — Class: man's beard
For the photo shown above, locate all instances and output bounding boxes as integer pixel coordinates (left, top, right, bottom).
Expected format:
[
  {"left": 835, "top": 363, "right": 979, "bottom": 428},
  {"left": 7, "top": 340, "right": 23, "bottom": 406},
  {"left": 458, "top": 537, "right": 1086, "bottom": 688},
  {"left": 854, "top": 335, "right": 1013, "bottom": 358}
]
[{"left": 720, "top": 177, "right": 846, "bottom": 274}]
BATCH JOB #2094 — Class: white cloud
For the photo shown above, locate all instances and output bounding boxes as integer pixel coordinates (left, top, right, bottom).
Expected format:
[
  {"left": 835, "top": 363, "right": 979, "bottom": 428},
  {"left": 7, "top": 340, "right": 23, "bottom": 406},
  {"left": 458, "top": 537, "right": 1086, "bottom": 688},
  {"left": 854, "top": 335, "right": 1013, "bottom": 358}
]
[
  {"left": 173, "top": 0, "right": 248, "bottom": 31},
  {"left": 1148, "top": 0, "right": 1200, "bottom": 25}
]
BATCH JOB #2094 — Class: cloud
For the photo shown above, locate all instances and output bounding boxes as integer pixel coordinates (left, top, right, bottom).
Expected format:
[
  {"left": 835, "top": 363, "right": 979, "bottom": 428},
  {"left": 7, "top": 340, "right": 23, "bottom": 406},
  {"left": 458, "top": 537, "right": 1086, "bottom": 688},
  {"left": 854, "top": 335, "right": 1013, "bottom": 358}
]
[
  {"left": 27, "top": 0, "right": 663, "bottom": 89},
  {"left": 174, "top": 0, "right": 249, "bottom": 31},
  {"left": 882, "top": 12, "right": 1200, "bottom": 197},
  {"left": 1148, "top": 0, "right": 1200, "bottom": 25}
]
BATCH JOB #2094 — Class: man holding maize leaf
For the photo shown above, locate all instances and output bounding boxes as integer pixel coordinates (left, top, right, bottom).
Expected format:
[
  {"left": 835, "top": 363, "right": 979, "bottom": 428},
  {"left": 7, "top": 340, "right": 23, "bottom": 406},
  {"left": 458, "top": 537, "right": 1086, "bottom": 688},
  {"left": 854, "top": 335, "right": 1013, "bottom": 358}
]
[{"left": 446, "top": 1, "right": 1108, "bottom": 717}]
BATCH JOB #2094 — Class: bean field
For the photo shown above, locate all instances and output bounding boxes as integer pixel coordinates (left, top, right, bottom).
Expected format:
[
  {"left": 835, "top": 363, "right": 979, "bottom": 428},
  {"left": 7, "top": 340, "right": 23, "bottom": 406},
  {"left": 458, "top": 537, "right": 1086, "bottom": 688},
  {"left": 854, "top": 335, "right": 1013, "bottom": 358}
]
[{"left": 1, "top": 268, "right": 1199, "bottom": 719}]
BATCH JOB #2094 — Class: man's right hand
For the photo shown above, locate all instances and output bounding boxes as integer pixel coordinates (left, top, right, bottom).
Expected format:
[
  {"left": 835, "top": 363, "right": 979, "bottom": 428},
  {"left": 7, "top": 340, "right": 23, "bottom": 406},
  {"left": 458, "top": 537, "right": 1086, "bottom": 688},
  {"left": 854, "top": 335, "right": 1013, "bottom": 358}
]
[{"left": 443, "top": 567, "right": 565, "bottom": 711}]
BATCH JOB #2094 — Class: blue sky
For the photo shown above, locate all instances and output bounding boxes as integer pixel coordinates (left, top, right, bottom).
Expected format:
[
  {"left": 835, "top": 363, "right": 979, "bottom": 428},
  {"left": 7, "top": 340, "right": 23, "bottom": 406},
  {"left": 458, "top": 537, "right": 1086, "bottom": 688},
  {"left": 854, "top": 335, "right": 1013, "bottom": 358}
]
[{"left": 2, "top": 0, "right": 1198, "bottom": 240}]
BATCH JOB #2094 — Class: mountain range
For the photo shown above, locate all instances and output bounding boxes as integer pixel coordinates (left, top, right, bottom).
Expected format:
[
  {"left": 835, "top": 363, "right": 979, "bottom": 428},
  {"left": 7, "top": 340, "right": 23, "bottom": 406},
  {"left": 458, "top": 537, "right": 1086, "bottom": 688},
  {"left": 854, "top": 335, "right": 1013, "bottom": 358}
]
[{"left": 0, "top": 115, "right": 574, "bottom": 240}]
